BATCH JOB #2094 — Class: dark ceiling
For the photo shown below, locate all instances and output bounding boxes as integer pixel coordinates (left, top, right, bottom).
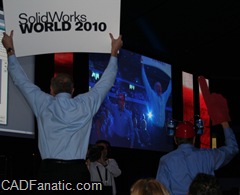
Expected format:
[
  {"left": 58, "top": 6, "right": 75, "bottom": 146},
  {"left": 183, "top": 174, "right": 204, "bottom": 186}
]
[
  {"left": 120, "top": 0, "right": 240, "bottom": 80},
  {"left": 1, "top": 1, "right": 240, "bottom": 80}
]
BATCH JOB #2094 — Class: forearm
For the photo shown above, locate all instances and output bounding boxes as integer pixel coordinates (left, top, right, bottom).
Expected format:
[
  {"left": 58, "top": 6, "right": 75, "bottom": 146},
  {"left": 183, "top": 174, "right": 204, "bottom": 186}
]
[
  {"left": 88, "top": 56, "right": 118, "bottom": 111},
  {"left": 221, "top": 121, "right": 230, "bottom": 128},
  {"left": 106, "top": 160, "right": 121, "bottom": 177},
  {"left": 111, "top": 48, "right": 118, "bottom": 57},
  {"left": 142, "top": 65, "right": 154, "bottom": 96},
  {"left": 6, "top": 47, "right": 15, "bottom": 56},
  {"left": 8, "top": 55, "right": 32, "bottom": 87},
  {"left": 8, "top": 55, "right": 41, "bottom": 114},
  {"left": 93, "top": 56, "right": 118, "bottom": 91},
  {"left": 222, "top": 126, "right": 239, "bottom": 156}
]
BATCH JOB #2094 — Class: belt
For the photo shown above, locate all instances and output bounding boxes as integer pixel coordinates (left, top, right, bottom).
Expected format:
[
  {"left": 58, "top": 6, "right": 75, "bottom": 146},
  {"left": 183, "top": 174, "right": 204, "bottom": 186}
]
[{"left": 43, "top": 158, "right": 85, "bottom": 164}]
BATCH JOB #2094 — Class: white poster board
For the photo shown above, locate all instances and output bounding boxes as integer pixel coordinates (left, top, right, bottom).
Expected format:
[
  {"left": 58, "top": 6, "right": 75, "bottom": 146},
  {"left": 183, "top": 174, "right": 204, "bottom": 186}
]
[{"left": 3, "top": 0, "right": 121, "bottom": 57}]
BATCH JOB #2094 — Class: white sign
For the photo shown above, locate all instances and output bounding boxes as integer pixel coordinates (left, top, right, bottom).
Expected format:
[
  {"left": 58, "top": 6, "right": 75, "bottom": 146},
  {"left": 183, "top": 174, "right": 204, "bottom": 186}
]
[
  {"left": 3, "top": 0, "right": 121, "bottom": 57},
  {"left": 141, "top": 56, "right": 172, "bottom": 78}
]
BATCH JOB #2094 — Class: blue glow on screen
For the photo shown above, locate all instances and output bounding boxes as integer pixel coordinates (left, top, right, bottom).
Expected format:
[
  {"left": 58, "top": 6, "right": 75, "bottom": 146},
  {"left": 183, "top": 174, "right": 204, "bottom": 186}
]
[{"left": 89, "top": 49, "right": 173, "bottom": 152}]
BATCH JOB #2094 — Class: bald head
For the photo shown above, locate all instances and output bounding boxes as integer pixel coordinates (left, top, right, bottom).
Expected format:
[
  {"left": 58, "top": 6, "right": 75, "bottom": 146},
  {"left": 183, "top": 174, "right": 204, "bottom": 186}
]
[{"left": 50, "top": 73, "right": 74, "bottom": 96}]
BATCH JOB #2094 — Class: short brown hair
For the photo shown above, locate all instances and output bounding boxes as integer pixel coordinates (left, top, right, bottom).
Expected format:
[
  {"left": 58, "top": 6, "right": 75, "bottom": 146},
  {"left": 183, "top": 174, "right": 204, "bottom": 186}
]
[
  {"left": 51, "top": 73, "right": 74, "bottom": 95},
  {"left": 130, "top": 178, "right": 169, "bottom": 195},
  {"left": 188, "top": 173, "right": 222, "bottom": 195}
]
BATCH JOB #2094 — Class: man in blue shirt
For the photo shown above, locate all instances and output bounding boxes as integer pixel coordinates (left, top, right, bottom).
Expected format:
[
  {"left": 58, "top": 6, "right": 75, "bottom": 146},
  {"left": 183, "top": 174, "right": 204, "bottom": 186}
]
[
  {"left": 141, "top": 64, "right": 172, "bottom": 128},
  {"left": 2, "top": 30, "right": 123, "bottom": 194},
  {"left": 105, "top": 93, "right": 136, "bottom": 148},
  {"left": 141, "top": 63, "right": 172, "bottom": 151},
  {"left": 156, "top": 76, "right": 239, "bottom": 195}
]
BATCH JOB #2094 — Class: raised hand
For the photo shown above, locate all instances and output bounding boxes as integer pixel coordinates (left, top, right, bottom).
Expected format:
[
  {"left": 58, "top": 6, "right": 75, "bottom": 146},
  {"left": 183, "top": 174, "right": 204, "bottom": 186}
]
[
  {"left": 109, "top": 33, "right": 123, "bottom": 57},
  {"left": 2, "top": 30, "right": 14, "bottom": 50}
]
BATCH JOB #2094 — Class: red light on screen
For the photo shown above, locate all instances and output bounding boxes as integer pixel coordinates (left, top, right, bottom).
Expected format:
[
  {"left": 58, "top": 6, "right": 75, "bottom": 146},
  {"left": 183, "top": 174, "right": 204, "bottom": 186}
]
[
  {"left": 182, "top": 72, "right": 194, "bottom": 121},
  {"left": 199, "top": 83, "right": 210, "bottom": 149},
  {"left": 182, "top": 72, "right": 210, "bottom": 148},
  {"left": 54, "top": 53, "right": 73, "bottom": 76}
]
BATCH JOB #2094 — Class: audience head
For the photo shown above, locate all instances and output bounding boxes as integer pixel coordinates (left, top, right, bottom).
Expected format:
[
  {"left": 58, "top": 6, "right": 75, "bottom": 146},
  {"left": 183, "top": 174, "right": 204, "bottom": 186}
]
[
  {"left": 154, "top": 81, "right": 163, "bottom": 96},
  {"left": 117, "top": 93, "right": 126, "bottom": 110},
  {"left": 188, "top": 173, "right": 222, "bottom": 195},
  {"left": 96, "top": 139, "right": 111, "bottom": 158},
  {"left": 130, "top": 178, "right": 170, "bottom": 195}
]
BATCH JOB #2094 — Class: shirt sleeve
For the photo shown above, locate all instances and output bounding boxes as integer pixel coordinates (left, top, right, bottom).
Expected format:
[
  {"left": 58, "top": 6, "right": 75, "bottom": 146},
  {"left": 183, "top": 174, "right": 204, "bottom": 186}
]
[
  {"left": 210, "top": 127, "right": 239, "bottom": 169},
  {"left": 75, "top": 56, "right": 118, "bottom": 116},
  {"left": 106, "top": 159, "right": 121, "bottom": 177},
  {"left": 7, "top": 55, "right": 47, "bottom": 115},
  {"left": 142, "top": 64, "right": 155, "bottom": 100},
  {"left": 156, "top": 159, "right": 170, "bottom": 192}
]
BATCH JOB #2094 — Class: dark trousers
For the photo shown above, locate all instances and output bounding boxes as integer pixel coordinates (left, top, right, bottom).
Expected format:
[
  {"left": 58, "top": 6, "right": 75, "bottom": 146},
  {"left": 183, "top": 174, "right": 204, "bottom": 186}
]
[{"left": 34, "top": 159, "right": 91, "bottom": 195}]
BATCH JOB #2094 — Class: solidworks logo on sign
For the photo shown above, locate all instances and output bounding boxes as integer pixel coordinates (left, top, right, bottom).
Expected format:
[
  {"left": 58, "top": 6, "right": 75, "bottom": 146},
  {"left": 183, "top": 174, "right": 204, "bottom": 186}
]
[{"left": 3, "top": 0, "right": 121, "bottom": 57}]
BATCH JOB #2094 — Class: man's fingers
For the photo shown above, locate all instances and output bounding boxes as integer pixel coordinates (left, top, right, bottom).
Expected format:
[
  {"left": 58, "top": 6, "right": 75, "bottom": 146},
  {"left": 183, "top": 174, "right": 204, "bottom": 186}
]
[
  {"left": 10, "top": 30, "right": 13, "bottom": 37},
  {"left": 109, "top": 33, "right": 114, "bottom": 40},
  {"left": 198, "top": 76, "right": 211, "bottom": 104},
  {"left": 118, "top": 34, "right": 122, "bottom": 40}
]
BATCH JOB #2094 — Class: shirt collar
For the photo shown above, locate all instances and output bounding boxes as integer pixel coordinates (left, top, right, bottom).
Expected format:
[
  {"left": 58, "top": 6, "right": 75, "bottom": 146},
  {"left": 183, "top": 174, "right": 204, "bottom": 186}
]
[{"left": 55, "top": 92, "right": 72, "bottom": 98}]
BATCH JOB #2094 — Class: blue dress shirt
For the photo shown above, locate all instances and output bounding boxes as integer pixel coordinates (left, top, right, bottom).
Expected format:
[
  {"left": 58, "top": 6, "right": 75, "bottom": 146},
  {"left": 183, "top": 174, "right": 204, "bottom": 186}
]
[
  {"left": 142, "top": 65, "right": 172, "bottom": 128},
  {"left": 156, "top": 127, "right": 239, "bottom": 195},
  {"left": 8, "top": 55, "right": 118, "bottom": 160}
]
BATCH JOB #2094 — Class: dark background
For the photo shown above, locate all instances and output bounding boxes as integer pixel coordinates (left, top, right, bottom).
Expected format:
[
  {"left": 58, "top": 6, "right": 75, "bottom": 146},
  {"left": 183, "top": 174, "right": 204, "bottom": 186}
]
[{"left": 1, "top": 0, "right": 240, "bottom": 194}]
